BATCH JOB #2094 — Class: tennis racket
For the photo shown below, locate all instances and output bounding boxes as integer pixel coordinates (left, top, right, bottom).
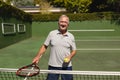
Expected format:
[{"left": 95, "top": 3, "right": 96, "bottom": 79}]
[{"left": 16, "top": 62, "right": 40, "bottom": 79}]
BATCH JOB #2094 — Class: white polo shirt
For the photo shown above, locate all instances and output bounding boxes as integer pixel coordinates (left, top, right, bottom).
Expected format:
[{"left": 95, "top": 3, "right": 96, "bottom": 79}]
[{"left": 44, "top": 30, "right": 76, "bottom": 67}]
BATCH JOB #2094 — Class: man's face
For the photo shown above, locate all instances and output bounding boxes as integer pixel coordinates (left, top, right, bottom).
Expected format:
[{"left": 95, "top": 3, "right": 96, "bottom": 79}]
[{"left": 58, "top": 17, "right": 69, "bottom": 31}]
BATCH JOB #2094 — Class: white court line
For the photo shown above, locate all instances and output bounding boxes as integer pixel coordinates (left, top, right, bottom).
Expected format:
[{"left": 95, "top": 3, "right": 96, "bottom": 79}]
[
  {"left": 68, "top": 29, "right": 115, "bottom": 32},
  {"left": 77, "top": 48, "right": 120, "bottom": 51},
  {"left": 76, "top": 36, "right": 120, "bottom": 39},
  {"left": 76, "top": 40, "right": 120, "bottom": 41}
]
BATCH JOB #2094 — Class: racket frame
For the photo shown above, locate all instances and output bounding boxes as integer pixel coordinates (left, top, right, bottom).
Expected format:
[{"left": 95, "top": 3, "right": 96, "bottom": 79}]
[{"left": 16, "top": 63, "right": 40, "bottom": 77}]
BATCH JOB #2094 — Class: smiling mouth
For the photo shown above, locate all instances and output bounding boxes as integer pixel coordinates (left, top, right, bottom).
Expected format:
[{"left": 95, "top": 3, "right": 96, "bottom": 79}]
[{"left": 60, "top": 25, "right": 65, "bottom": 28}]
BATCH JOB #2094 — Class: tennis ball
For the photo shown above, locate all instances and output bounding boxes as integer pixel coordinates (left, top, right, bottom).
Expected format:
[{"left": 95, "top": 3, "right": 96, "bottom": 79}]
[{"left": 64, "top": 58, "right": 69, "bottom": 63}]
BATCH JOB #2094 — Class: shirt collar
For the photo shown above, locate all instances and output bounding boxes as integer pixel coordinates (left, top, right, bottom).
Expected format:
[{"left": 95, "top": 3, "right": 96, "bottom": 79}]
[{"left": 57, "top": 29, "right": 68, "bottom": 36}]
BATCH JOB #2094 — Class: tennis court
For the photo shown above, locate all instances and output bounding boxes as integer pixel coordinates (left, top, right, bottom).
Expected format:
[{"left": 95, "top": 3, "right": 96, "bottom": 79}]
[{"left": 0, "top": 21, "right": 120, "bottom": 80}]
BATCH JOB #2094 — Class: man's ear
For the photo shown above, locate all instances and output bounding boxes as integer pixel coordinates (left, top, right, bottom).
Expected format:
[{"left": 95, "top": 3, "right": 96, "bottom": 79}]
[
  {"left": 58, "top": 22, "right": 59, "bottom": 24},
  {"left": 67, "top": 23, "right": 69, "bottom": 26}
]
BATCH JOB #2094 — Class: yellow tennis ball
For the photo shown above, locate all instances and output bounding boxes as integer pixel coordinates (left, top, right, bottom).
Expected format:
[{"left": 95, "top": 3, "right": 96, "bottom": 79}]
[{"left": 64, "top": 58, "right": 69, "bottom": 62}]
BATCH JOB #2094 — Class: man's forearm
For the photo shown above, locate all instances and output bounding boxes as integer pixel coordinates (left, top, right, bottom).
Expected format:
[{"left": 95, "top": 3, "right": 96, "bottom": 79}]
[{"left": 36, "top": 45, "right": 47, "bottom": 57}]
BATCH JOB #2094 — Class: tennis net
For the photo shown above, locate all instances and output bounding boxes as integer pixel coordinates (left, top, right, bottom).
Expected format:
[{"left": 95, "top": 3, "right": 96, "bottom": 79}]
[{"left": 0, "top": 68, "right": 120, "bottom": 80}]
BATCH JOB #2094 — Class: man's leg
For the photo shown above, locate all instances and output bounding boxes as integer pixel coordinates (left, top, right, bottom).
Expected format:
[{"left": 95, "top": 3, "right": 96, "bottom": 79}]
[
  {"left": 46, "top": 66, "right": 60, "bottom": 80},
  {"left": 61, "top": 66, "right": 73, "bottom": 80},
  {"left": 46, "top": 73, "right": 59, "bottom": 80}
]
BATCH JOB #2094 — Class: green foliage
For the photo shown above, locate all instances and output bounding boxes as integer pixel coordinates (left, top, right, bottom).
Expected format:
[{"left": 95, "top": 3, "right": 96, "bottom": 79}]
[
  {"left": 39, "top": 0, "right": 53, "bottom": 14},
  {"left": 107, "top": 0, "right": 120, "bottom": 12},
  {"left": 32, "top": 14, "right": 61, "bottom": 22},
  {"left": 32, "top": 12, "right": 118, "bottom": 22},
  {"left": 53, "top": 0, "right": 92, "bottom": 13},
  {"left": 111, "top": 13, "right": 120, "bottom": 25},
  {"left": 0, "top": 0, "right": 11, "bottom": 5}
]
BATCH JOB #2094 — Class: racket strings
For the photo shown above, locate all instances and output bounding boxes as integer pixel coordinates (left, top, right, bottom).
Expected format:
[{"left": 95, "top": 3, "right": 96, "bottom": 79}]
[
  {"left": 16, "top": 64, "right": 40, "bottom": 77},
  {"left": 19, "top": 68, "right": 38, "bottom": 75}
]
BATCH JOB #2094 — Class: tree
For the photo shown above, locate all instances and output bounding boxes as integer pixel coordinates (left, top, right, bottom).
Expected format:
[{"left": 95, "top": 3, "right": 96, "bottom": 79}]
[
  {"left": 89, "top": 0, "right": 110, "bottom": 12},
  {"left": 51, "top": 0, "right": 92, "bottom": 13},
  {"left": 34, "top": 0, "right": 40, "bottom": 6},
  {"left": 34, "top": 0, "right": 53, "bottom": 14},
  {"left": 107, "top": 0, "right": 120, "bottom": 12},
  {"left": 40, "top": 0, "right": 53, "bottom": 14},
  {"left": 1, "top": 0, "right": 12, "bottom": 5}
]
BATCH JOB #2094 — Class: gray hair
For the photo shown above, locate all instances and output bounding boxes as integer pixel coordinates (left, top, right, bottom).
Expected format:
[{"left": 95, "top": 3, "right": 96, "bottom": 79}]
[{"left": 59, "top": 15, "right": 69, "bottom": 24}]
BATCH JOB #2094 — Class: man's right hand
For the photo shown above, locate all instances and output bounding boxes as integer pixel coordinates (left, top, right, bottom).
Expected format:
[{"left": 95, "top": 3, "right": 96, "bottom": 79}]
[{"left": 32, "top": 56, "right": 40, "bottom": 64}]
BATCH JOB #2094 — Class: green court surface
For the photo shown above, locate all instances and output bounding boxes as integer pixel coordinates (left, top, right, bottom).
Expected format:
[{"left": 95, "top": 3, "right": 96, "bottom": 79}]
[{"left": 0, "top": 20, "right": 120, "bottom": 71}]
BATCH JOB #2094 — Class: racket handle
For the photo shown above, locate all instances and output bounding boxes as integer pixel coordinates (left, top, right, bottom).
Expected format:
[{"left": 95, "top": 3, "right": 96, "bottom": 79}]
[{"left": 24, "top": 77, "right": 27, "bottom": 80}]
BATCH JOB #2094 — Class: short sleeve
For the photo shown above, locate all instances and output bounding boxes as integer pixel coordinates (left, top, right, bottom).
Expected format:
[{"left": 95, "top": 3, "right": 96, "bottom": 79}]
[
  {"left": 44, "top": 32, "right": 51, "bottom": 46},
  {"left": 71, "top": 36, "right": 76, "bottom": 50}
]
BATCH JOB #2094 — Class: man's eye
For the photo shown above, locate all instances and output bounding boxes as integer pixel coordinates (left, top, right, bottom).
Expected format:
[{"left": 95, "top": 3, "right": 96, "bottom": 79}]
[{"left": 60, "top": 21, "right": 68, "bottom": 23}]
